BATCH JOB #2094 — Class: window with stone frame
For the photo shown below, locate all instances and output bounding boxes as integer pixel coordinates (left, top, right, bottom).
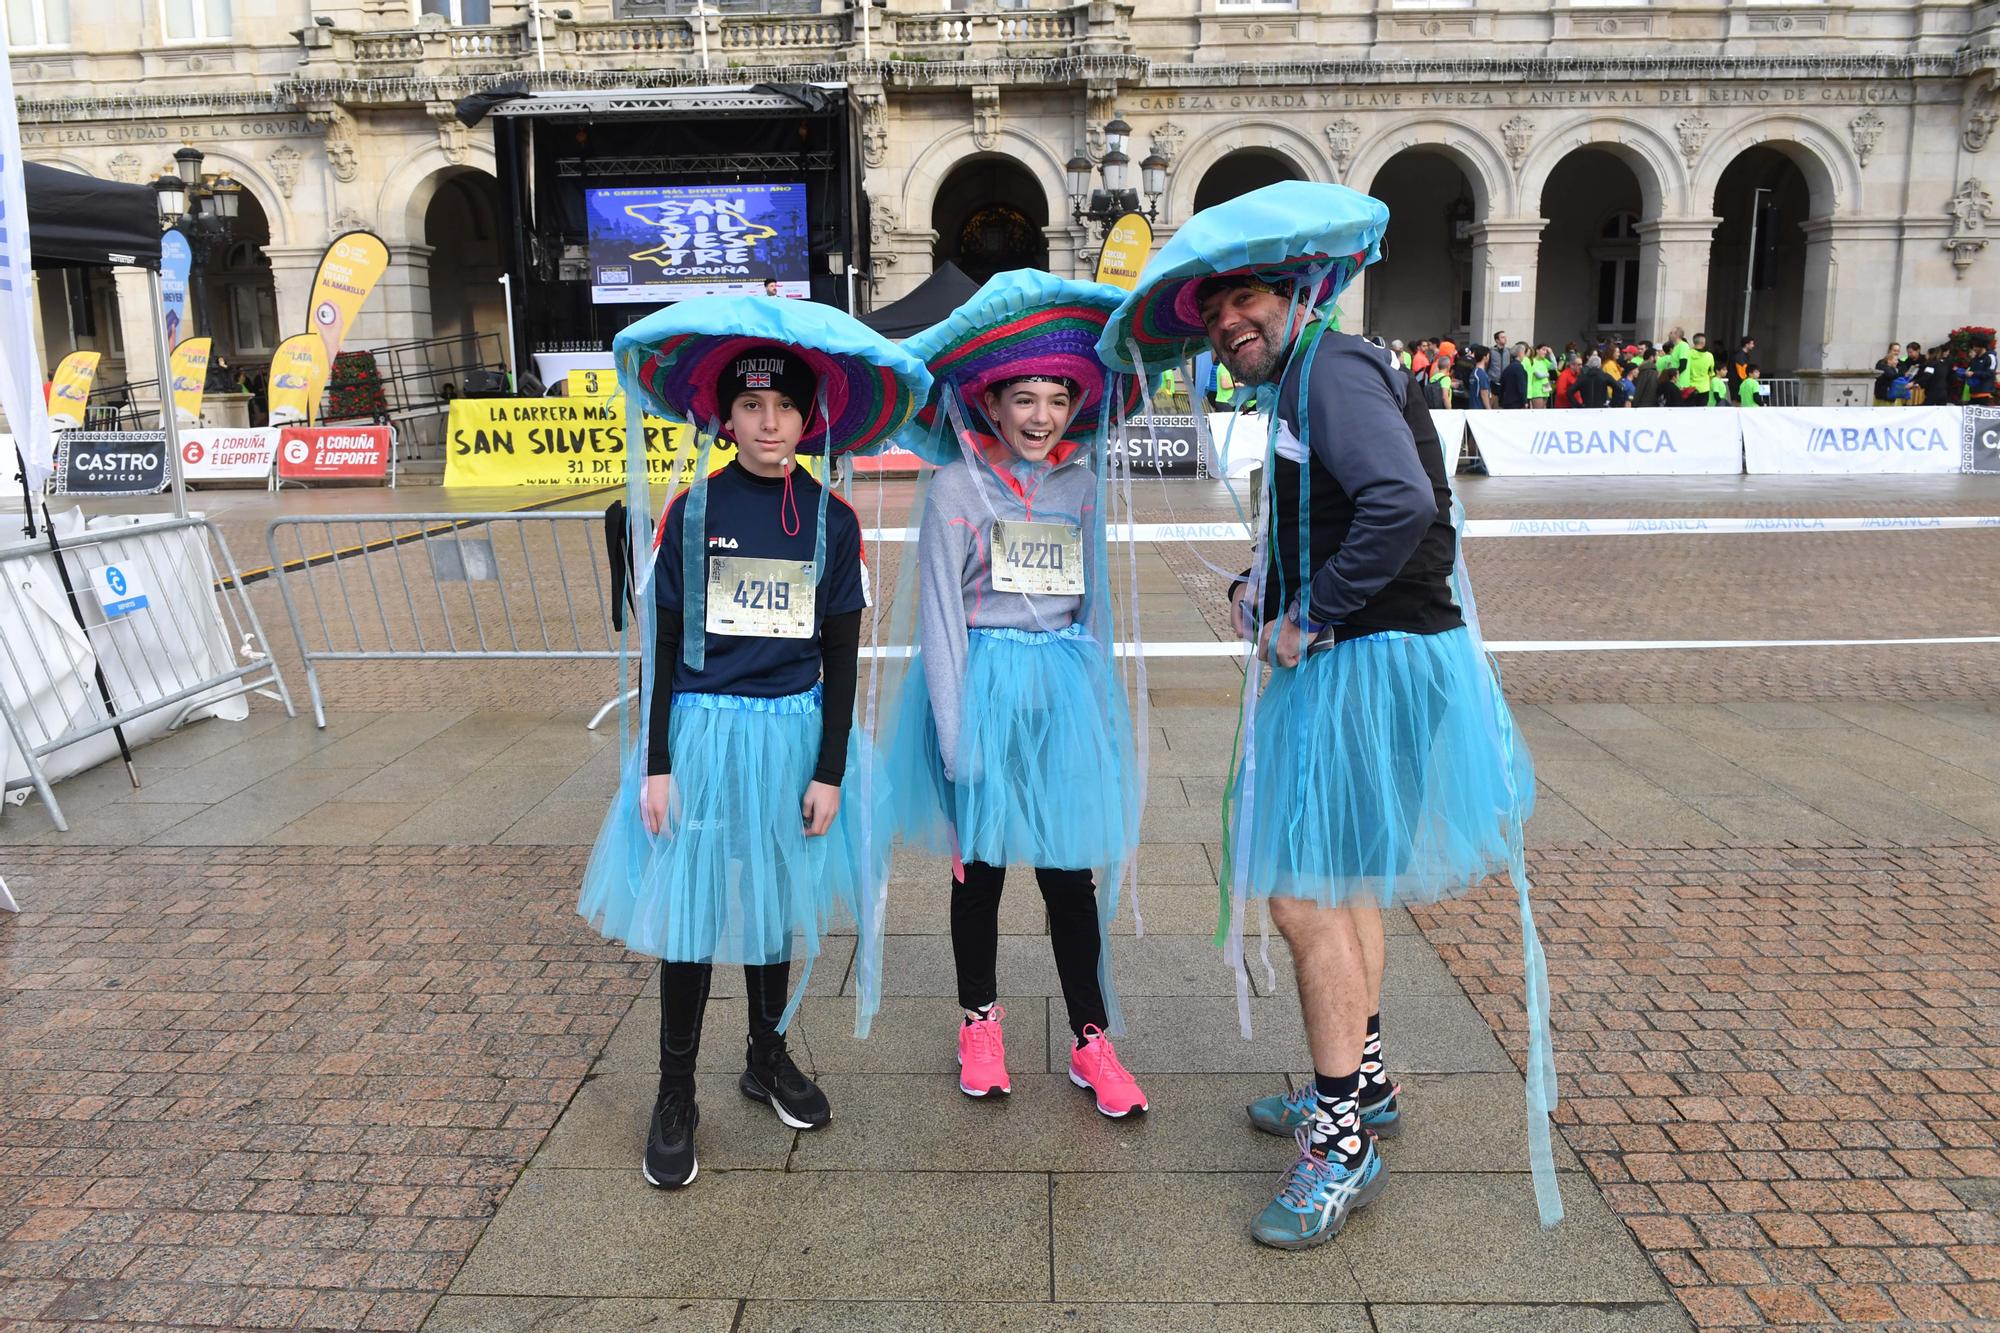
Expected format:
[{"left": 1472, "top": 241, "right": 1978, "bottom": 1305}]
[
  {"left": 5, "top": 0, "right": 69, "bottom": 47},
  {"left": 416, "top": 0, "right": 493, "bottom": 23},
  {"left": 161, "top": 0, "right": 228, "bottom": 41}
]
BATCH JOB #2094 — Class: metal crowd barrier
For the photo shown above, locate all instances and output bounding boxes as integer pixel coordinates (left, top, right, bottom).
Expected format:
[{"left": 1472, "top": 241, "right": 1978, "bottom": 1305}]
[
  {"left": 265, "top": 512, "right": 621, "bottom": 729},
  {"left": 0, "top": 514, "right": 295, "bottom": 832}
]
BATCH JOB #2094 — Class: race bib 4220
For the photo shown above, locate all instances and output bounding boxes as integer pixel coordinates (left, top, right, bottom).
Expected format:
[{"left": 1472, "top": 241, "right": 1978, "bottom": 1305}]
[{"left": 991, "top": 519, "right": 1084, "bottom": 596}]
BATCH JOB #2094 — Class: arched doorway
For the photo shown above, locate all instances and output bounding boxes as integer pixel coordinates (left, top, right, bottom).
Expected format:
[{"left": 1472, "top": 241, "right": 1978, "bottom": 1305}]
[
  {"left": 1705, "top": 147, "right": 1813, "bottom": 375},
  {"left": 933, "top": 156, "right": 1048, "bottom": 283},
  {"left": 1363, "top": 148, "right": 1476, "bottom": 345},
  {"left": 1534, "top": 148, "right": 1645, "bottom": 351},
  {"left": 1193, "top": 149, "right": 1300, "bottom": 213},
  {"left": 201, "top": 189, "right": 280, "bottom": 373},
  {"left": 425, "top": 170, "right": 504, "bottom": 356}
]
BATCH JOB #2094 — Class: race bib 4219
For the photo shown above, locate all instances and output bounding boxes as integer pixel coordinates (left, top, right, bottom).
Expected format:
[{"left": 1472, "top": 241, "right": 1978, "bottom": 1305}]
[{"left": 706, "top": 556, "right": 816, "bottom": 639}]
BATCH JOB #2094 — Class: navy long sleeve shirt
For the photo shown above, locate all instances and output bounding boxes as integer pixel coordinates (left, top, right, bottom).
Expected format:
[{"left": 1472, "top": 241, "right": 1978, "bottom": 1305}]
[{"left": 1250, "top": 329, "right": 1463, "bottom": 640}]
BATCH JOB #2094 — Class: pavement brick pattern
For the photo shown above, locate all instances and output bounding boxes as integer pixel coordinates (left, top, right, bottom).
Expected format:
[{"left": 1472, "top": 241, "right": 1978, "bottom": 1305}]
[
  {"left": 0, "top": 847, "right": 648, "bottom": 1332},
  {"left": 6, "top": 840, "right": 1996, "bottom": 1329},
  {"left": 1416, "top": 843, "right": 2000, "bottom": 1330}
]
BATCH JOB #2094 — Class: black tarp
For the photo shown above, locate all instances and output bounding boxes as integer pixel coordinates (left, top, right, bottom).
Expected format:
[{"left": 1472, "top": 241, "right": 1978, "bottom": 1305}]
[
  {"left": 858, "top": 261, "right": 979, "bottom": 339},
  {"left": 26, "top": 162, "right": 162, "bottom": 270}
]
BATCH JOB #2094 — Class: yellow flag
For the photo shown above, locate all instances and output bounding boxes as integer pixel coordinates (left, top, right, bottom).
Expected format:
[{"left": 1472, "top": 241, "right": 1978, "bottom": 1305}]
[
  {"left": 306, "top": 230, "right": 390, "bottom": 373},
  {"left": 267, "top": 334, "right": 330, "bottom": 426},
  {"left": 48, "top": 350, "right": 102, "bottom": 429},
  {"left": 169, "top": 337, "right": 211, "bottom": 424},
  {"left": 1094, "top": 213, "right": 1153, "bottom": 291}
]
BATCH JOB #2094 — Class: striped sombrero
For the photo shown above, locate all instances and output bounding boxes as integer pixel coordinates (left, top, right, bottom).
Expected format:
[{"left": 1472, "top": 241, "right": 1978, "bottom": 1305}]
[
  {"left": 899, "top": 269, "right": 1148, "bottom": 465},
  {"left": 1097, "top": 181, "right": 1389, "bottom": 375},
  {"left": 613, "top": 295, "right": 931, "bottom": 456}
]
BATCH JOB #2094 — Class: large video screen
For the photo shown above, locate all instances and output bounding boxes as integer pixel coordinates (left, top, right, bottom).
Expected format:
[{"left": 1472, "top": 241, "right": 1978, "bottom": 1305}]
[{"left": 586, "top": 183, "right": 810, "bottom": 304}]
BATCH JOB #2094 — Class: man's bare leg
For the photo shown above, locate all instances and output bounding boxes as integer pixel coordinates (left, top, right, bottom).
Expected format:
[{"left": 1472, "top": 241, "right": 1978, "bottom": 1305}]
[
  {"left": 1269, "top": 896, "right": 1369, "bottom": 1084},
  {"left": 1346, "top": 900, "right": 1385, "bottom": 1013}
]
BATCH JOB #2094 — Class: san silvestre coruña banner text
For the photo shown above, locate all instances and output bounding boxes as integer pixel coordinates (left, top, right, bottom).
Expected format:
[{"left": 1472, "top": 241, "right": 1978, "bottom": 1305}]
[{"left": 442, "top": 398, "right": 736, "bottom": 487}]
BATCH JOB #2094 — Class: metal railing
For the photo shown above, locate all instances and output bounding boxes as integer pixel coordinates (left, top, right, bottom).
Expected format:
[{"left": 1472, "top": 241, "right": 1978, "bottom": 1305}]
[
  {"left": 82, "top": 377, "right": 157, "bottom": 431},
  {"left": 0, "top": 514, "right": 294, "bottom": 831},
  {"left": 265, "top": 512, "right": 620, "bottom": 729},
  {"left": 1762, "top": 377, "right": 1803, "bottom": 407}
]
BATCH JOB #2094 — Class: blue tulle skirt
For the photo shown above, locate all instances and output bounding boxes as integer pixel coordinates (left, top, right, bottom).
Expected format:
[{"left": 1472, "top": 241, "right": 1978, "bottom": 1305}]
[
  {"left": 578, "top": 684, "right": 890, "bottom": 1034},
  {"left": 1232, "top": 626, "right": 1533, "bottom": 906},
  {"left": 884, "top": 625, "right": 1138, "bottom": 872}
]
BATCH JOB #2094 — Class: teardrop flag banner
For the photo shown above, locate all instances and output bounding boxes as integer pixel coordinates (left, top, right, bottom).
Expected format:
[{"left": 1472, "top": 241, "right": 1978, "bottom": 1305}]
[
  {"left": 47, "top": 350, "right": 101, "bottom": 429},
  {"left": 305, "top": 229, "right": 389, "bottom": 375},
  {"left": 267, "top": 333, "right": 330, "bottom": 426},
  {"left": 1094, "top": 213, "right": 1153, "bottom": 292},
  {"left": 169, "top": 336, "right": 211, "bottom": 424}
]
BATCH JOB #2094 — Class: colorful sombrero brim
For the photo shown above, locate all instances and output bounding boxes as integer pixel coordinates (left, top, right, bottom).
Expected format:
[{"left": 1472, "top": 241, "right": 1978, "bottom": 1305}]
[
  {"left": 612, "top": 294, "right": 931, "bottom": 457},
  {"left": 899, "top": 269, "right": 1150, "bottom": 466},
  {"left": 1098, "top": 181, "right": 1390, "bottom": 374}
]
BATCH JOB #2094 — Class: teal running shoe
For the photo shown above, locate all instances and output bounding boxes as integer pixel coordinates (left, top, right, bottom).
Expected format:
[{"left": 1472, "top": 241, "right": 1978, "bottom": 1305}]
[
  {"left": 1250, "top": 1130, "right": 1387, "bottom": 1250},
  {"left": 1248, "top": 1081, "right": 1402, "bottom": 1139}
]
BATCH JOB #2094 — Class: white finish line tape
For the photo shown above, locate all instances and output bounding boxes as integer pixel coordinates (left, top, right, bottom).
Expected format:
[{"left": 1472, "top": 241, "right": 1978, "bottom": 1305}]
[
  {"left": 861, "top": 516, "right": 2000, "bottom": 543},
  {"left": 860, "top": 634, "right": 2000, "bottom": 660}
]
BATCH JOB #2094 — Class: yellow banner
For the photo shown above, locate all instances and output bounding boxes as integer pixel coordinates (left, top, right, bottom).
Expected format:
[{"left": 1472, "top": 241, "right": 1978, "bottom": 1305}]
[
  {"left": 266, "top": 334, "right": 330, "bottom": 425},
  {"left": 444, "top": 398, "right": 743, "bottom": 488},
  {"left": 169, "top": 337, "right": 211, "bottom": 424},
  {"left": 306, "top": 230, "right": 390, "bottom": 381},
  {"left": 47, "top": 350, "right": 101, "bottom": 428},
  {"left": 1094, "top": 213, "right": 1154, "bottom": 291}
]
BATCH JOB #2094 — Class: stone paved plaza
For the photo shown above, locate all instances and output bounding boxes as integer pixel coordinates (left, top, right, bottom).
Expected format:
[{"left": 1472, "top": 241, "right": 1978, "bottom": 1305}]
[{"left": 2, "top": 475, "right": 1997, "bottom": 1331}]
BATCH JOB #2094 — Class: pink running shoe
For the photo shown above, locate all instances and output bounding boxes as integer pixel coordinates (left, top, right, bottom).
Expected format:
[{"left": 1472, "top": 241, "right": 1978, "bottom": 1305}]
[
  {"left": 957, "top": 1005, "right": 1010, "bottom": 1098},
  {"left": 1069, "top": 1025, "right": 1148, "bottom": 1117}
]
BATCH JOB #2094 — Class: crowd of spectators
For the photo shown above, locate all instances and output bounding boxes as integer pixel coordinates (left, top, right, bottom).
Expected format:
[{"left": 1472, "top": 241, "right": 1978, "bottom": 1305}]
[{"left": 1365, "top": 327, "right": 1996, "bottom": 411}]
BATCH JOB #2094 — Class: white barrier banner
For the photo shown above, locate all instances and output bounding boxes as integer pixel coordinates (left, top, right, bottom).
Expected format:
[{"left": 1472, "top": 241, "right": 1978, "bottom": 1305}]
[
  {"left": 1740, "top": 406, "right": 1962, "bottom": 474},
  {"left": 1430, "top": 409, "right": 1468, "bottom": 458},
  {"left": 1469, "top": 409, "right": 1742, "bottom": 476},
  {"left": 1203, "top": 409, "right": 1471, "bottom": 480},
  {"left": 179, "top": 427, "right": 278, "bottom": 482}
]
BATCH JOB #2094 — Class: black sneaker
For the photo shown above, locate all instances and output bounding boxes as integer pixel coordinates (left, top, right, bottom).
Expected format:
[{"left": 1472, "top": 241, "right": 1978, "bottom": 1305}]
[
  {"left": 740, "top": 1043, "right": 830, "bottom": 1130},
  {"left": 642, "top": 1085, "right": 699, "bottom": 1189}
]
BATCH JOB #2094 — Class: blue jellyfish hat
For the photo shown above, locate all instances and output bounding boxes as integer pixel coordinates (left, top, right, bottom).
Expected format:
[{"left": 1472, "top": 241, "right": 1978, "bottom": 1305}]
[{"left": 1096, "top": 180, "right": 1389, "bottom": 375}]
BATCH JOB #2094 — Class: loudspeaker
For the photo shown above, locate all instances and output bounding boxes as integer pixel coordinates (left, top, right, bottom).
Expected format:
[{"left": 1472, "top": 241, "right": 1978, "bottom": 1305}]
[{"left": 462, "top": 369, "right": 510, "bottom": 397}]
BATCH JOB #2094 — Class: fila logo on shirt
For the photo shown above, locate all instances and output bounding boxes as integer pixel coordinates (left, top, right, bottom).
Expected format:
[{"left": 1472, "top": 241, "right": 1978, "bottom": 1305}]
[{"left": 708, "top": 536, "right": 739, "bottom": 549}]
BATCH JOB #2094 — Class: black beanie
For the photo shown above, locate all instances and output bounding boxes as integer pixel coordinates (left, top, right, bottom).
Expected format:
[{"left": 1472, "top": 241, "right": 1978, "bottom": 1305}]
[{"left": 720, "top": 344, "right": 817, "bottom": 421}]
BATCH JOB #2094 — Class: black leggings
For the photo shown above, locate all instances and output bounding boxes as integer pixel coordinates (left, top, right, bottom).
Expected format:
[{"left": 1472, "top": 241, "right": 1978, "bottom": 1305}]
[
  {"left": 658, "top": 960, "right": 790, "bottom": 1091},
  {"left": 951, "top": 861, "right": 1108, "bottom": 1040}
]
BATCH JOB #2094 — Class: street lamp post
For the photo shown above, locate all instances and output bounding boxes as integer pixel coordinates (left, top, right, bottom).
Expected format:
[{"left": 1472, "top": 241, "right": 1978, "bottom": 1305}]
[
  {"left": 151, "top": 146, "right": 241, "bottom": 389},
  {"left": 1066, "top": 117, "right": 1166, "bottom": 241}
]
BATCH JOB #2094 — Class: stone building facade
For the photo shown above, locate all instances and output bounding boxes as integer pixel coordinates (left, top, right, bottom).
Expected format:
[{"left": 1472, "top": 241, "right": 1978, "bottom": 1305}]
[{"left": 11, "top": 0, "right": 1999, "bottom": 402}]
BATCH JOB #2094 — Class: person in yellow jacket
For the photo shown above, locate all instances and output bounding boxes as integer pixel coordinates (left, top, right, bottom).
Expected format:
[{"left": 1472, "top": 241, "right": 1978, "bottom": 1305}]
[
  {"left": 1684, "top": 333, "right": 1718, "bottom": 406},
  {"left": 1523, "top": 345, "right": 1554, "bottom": 408}
]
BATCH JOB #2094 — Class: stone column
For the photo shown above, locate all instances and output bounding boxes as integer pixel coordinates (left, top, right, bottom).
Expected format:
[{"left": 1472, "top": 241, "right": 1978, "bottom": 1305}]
[
  {"left": 111, "top": 267, "right": 162, "bottom": 410},
  {"left": 263, "top": 245, "right": 325, "bottom": 350},
  {"left": 28, "top": 272, "right": 51, "bottom": 385},
  {"left": 1334, "top": 265, "right": 1366, "bottom": 336},
  {"left": 350, "top": 242, "right": 435, "bottom": 351},
  {"left": 1047, "top": 224, "right": 1088, "bottom": 282},
  {"left": 1798, "top": 216, "right": 1903, "bottom": 404},
  {"left": 1467, "top": 220, "right": 1542, "bottom": 348},
  {"left": 1634, "top": 216, "right": 1719, "bottom": 343}
]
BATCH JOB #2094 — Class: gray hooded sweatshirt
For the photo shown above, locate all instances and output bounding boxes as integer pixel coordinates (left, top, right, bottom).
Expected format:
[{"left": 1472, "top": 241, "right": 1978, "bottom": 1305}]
[{"left": 918, "top": 449, "right": 1098, "bottom": 779}]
